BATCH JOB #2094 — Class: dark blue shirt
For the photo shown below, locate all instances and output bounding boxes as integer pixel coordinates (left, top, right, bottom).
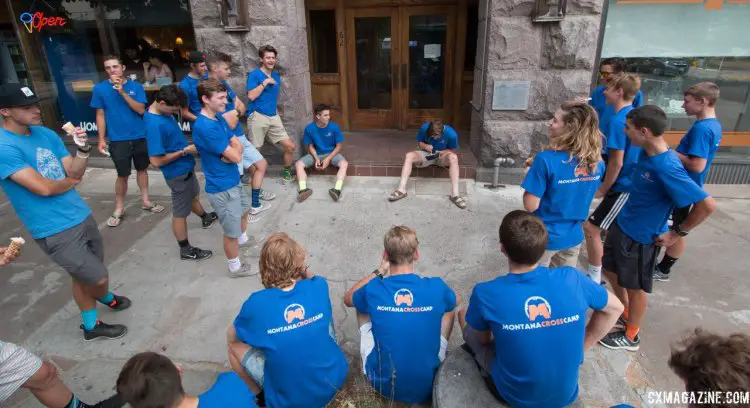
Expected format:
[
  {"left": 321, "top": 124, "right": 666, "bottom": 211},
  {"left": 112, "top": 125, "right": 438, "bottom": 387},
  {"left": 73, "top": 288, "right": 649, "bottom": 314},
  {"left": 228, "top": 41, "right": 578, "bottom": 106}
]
[
  {"left": 676, "top": 118, "right": 722, "bottom": 186},
  {"left": 192, "top": 114, "right": 240, "bottom": 193},
  {"left": 606, "top": 105, "right": 641, "bottom": 193},
  {"left": 179, "top": 73, "right": 208, "bottom": 117},
  {"left": 303, "top": 122, "right": 344, "bottom": 155},
  {"left": 90, "top": 80, "right": 147, "bottom": 142},
  {"left": 246, "top": 68, "right": 281, "bottom": 116},
  {"left": 416, "top": 122, "right": 459, "bottom": 151},
  {"left": 522, "top": 150, "right": 605, "bottom": 250},
  {"left": 617, "top": 150, "right": 708, "bottom": 245},
  {"left": 144, "top": 112, "right": 195, "bottom": 180},
  {"left": 466, "top": 266, "right": 608, "bottom": 408}
]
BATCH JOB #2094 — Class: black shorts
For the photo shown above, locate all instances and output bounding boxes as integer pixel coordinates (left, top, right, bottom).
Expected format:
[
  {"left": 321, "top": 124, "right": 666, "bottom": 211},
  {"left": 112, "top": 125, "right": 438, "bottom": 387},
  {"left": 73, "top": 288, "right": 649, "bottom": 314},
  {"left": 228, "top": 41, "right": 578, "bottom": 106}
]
[
  {"left": 110, "top": 139, "right": 150, "bottom": 177},
  {"left": 588, "top": 191, "right": 630, "bottom": 230},
  {"left": 602, "top": 223, "right": 660, "bottom": 293},
  {"left": 670, "top": 205, "right": 692, "bottom": 228}
]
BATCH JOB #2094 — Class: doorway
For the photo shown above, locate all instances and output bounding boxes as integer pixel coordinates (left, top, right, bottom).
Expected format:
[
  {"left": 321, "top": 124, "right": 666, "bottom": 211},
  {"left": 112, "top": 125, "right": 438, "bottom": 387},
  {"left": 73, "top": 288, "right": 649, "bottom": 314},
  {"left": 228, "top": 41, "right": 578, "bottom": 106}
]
[{"left": 345, "top": 6, "right": 456, "bottom": 130}]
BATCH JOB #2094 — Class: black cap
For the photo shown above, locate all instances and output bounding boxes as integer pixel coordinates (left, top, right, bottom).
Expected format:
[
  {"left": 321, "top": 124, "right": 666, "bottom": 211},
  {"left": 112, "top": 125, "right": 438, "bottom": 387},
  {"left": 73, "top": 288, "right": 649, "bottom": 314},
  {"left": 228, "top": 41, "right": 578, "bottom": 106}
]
[
  {"left": 0, "top": 83, "right": 39, "bottom": 108},
  {"left": 188, "top": 51, "right": 206, "bottom": 63}
]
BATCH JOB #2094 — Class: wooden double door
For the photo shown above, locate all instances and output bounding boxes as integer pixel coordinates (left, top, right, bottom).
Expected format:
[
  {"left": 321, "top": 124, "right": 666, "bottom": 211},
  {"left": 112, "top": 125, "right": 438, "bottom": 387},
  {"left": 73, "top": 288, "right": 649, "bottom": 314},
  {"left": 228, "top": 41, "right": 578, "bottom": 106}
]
[{"left": 346, "top": 6, "right": 456, "bottom": 129}]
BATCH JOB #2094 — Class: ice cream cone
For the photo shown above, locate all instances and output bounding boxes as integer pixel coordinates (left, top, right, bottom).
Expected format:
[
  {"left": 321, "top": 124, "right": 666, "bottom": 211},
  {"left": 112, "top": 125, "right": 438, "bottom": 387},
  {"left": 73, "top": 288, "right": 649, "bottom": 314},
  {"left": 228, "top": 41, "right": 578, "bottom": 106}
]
[
  {"left": 4, "top": 237, "right": 24, "bottom": 262},
  {"left": 62, "top": 122, "right": 76, "bottom": 135}
]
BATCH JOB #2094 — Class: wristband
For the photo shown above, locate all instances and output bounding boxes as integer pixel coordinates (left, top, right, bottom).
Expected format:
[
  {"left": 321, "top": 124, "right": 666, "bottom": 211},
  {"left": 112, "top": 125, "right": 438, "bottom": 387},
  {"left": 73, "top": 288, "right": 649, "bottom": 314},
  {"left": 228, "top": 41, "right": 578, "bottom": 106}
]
[
  {"left": 77, "top": 145, "right": 92, "bottom": 153},
  {"left": 372, "top": 268, "right": 383, "bottom": 278},
  {"left": 76, "top": 150, "right": 90, "bottom": 159}
]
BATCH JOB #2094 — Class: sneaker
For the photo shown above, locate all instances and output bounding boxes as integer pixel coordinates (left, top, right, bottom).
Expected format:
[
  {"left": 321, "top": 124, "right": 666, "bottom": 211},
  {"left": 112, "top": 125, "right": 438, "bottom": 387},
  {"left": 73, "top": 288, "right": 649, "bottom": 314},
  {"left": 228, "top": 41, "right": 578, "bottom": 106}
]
[
  {"left": 92, "top": 393, "right": 125, "bottom": 408},
  {"left": 599, "top": 330, "right": 640, "bottom": 351},
  {"left": 241, "top": 172, "right": 251, "bottom": 185},
  {"left": 328, "top": 188, "right": 341, "bottom": 202},
  {"left": 247, "top": 213, "right": 262, "bottom": 224},
  {"left": 653, "top": 270, "right": 671, "bottom": 282},
  {"left": 251, "top": 201, "right": 272, "bottom": 215},
  {"left": 282, "top": 171, "right": 294, "bottom": 185},
  {"left": 229, "top": 263, "right": 254, "bottom": 278},
  {"left": 81, "top": 320, "right": 128, "bottom": 341},
  {"left": 297, "top": 188, "right": 313, "bottom": 203},
  {"left": 613, "top": 316, "right": 627, "bottom": 330},
  {"left": 180, "top": 246, "right": 213, "bottom": 261},
  {"left": 260, "top": 189, "right": 276, "bottom": 201},
  {"left": 104, "top": 294, "right": 131, "bottom": 311},
  {"left": 201, "top": 212, "right": 218, "bottom": 229}
]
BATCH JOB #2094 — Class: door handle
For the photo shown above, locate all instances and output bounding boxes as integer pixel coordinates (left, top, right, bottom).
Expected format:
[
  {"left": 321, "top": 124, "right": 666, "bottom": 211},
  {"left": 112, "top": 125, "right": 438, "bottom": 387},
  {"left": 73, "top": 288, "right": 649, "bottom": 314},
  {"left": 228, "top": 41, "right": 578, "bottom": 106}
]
[
  {"left": 393, "top": 64, "right": 398, "bottom": 89},
  {"left": 401, "top": 64, "right": 407, "bottom": 89}
]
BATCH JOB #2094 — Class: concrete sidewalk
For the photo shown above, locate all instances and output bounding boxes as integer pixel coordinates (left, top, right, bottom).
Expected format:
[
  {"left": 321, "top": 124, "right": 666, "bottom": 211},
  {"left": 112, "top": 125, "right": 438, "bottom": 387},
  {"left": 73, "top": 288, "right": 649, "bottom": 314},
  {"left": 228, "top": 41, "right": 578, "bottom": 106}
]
[{"left": 3, "top": 170, "right": 750, "bottom": 407}]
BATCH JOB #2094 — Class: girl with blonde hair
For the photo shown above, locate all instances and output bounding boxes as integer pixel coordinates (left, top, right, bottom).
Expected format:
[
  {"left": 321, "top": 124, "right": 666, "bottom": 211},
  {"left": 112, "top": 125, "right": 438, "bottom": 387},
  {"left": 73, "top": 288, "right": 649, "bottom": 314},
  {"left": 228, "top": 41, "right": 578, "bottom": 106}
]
[
  {"left": 521, "top": 100, "right": 605, "bottom": 271},
  {"left": 226, "top": 232, "right": 348, "bottom": 407}
]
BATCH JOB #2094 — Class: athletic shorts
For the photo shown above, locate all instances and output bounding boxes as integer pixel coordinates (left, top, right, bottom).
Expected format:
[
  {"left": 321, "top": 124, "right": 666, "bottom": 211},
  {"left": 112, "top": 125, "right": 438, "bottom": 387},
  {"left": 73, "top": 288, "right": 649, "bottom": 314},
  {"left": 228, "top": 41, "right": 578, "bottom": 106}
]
[
  {"left": 166, "top": 171, "right": 200, "bottom": 218},
  {"left": 35, "top": 215, "right": 108, "bottom": 285},
  {"left": 207, "top": 184, "right": 251, "bottom": 239},
  {"left": 299, "top": 153, "right": 346, "bottom": 168},
  {"left": 0, "top": 341, "right": 42, "bottom": 402},
  {"left": 415, "top": 150, "right": 452, "bottom": 168},
  {"left": 602, "top": 223, "right": 660, "bottom": 293},
  {"left": 249, "top": 113, "right": 289, "bottom": 148},
  {"left": 238, "top": 135, "right": 264, "bottom": 173},
  {"left": 109, "top": 139, "right": 150, "bottom": 177},
  {"left": 670, "top": 205, "right": 692, "bottom": 228},
  {"left": 588, "top": 191, "right": 630, "bottom": 230}
]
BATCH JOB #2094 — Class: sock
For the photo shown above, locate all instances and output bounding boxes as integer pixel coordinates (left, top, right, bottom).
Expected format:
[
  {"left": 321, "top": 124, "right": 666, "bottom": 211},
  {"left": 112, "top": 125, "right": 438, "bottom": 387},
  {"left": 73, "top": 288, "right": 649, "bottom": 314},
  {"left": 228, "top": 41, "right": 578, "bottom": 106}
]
[
  {"left": 81, "top": 308, "right": 98, "bottom": 331},
  {"left": 284, "top": 166, "right": 291, "bottom": 177},
  {"left": 238, "top": 232, "right": 249, "bottom": 246},
  {"left": 98, "top": 292, "right": 114, "bottom": 304},
  {"left": 178, "top": 239, "right": 190, "bottom": 248},
  {"left": 657, "top": 255, "right": 678, "bottom": 275},
  {"left": 334, "top": 180, "right": 343, "bottom": 191},
  {"left": 252, "top": 188, "right": 261, "bottom": 208},
  {"left": 587, "top": 264, "right": 602, "bottom": 283},
  {"left": 622, "top": 308, "right": 629, "bottom": 321},
  {"left": 299, "top": 180, "right": 307, "bottom": 191},
  {"left": 228, "top": 257, "right": 241, "bottom": 272},
  {"left": 625, "top": 323, "right": 639, "bottom": 342}
]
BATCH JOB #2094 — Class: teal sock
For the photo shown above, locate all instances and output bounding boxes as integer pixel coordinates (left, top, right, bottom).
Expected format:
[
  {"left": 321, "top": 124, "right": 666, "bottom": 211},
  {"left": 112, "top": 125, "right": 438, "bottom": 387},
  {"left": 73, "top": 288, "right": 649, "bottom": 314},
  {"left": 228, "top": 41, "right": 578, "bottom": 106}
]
[
  {"left": 98, "top": 292, "right": 114, "bottom": 304},
  {"left": 81, "top": 309, "right": 98, "bottom": 331}
]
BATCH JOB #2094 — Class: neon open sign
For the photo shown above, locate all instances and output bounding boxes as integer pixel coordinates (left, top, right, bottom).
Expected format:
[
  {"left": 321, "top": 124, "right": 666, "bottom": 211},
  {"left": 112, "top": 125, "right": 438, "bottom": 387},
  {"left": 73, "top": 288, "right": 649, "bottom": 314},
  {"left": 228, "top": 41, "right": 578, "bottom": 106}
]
[{"left": 19, "top": 12, "right": 68, "bottom": 33}]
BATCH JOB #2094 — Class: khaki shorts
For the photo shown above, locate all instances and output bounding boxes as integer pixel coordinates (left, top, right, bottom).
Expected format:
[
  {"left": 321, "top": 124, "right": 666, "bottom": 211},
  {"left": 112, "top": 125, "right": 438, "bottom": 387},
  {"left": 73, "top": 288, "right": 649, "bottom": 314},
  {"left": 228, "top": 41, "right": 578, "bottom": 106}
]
[
  {"left": 538, "top": 244, "right": 582, "bottom": 269},
  {"left": 248, "top": 112, "right": 289, "bottom": 147},
  {"left": 415, "top": 150, "right": 452, "bottom": 168}
]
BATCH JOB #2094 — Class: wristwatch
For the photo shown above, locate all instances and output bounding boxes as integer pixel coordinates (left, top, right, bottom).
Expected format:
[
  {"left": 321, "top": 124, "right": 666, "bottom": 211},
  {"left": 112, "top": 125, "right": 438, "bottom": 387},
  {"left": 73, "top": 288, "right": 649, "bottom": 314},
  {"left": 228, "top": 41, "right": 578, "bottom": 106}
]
[
  {"left": 672, "top": 224, "right": 689, "bottom": 237},
  {"left": 372, "top": 268, "right": 384, "bottom": 278},
  {"left": 77, "top": 144, "right": 92, "bottom": 153},
  {"left": 181, "top": 148, "right": 188, "bottom": 157}
]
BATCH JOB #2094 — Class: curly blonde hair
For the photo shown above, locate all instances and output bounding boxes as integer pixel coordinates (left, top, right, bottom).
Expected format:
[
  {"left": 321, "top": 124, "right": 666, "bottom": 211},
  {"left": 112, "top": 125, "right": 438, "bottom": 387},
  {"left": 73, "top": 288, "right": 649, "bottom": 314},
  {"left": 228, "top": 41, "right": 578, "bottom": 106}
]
[
  {"left": 548, "top": 100, "right": 602, "bottom": 174},
  {"left": 259, "top": 232, "right": 307, "bottom": 289}
]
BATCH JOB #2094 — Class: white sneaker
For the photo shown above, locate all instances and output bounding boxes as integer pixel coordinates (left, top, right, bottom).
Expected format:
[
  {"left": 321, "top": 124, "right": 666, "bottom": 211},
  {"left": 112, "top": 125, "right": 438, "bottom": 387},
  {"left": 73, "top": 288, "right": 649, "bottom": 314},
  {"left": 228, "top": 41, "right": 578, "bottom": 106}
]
[
  {"left": 251, "top": 202, "right": 271, "bottom": 215},
  {"left": 247, "top": 213, "right": 262, "bottom": 223},
  {"left": 260, "top": 189, "right": 277, "bottom": 201},
  {"left": 228, "top": 263, "right": 254, "bottom": 278}
]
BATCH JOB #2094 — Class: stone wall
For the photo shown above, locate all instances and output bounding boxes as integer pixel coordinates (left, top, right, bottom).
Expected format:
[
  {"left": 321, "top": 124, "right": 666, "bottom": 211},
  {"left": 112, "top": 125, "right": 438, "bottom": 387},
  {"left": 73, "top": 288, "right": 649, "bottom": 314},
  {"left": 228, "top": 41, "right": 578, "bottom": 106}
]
[
  {"left": 471, "top": 0, "right": 603, "bottom": 173},
  {"left": 189, "top": 0, "right": 313, "bottom": 161}
]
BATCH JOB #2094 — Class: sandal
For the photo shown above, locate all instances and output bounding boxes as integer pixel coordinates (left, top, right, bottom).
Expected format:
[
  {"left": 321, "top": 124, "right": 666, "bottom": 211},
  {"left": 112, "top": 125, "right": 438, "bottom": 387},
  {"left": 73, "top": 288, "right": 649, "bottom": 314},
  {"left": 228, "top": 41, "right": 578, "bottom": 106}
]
[
  {"left": 107, "top": 213, "right": 123, "bottom": 227},
  {"left": 141, "top": 203, "right": 165, "bottom": 213},
  {"left": 450, "top": 195, "right": 467, "bottom": 209},
  {"left": 388, "top": 190, "right": 407, "bottom": 202}
]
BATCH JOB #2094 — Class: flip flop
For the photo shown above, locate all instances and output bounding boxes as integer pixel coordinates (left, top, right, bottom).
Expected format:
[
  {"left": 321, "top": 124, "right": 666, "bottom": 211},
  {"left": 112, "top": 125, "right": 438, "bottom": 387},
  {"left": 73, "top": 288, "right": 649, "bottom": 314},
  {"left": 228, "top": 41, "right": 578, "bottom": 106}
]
[
  {"left": 450, "top": 195, "right": 467, "bottom": 209},
  {"left": 141, "top": 203, "right": 165, "bottom": 213},
  {"left": 107, "top": 213, "right": 123, "bottom": 227},
  {"left": 388, "top": 190, "right": 407, "bottom": 202}
]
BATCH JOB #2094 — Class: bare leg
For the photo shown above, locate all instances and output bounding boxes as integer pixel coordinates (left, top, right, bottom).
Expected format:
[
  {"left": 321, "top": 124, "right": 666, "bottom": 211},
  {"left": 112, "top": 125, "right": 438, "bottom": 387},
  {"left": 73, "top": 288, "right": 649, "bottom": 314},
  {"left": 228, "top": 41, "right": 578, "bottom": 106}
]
[
  {"left": 241, "top": 209, "right": 249, "bottom": 236},
  {"left": 336, "top": 160, "right": 348, "bottom": 185},
  {"left": 252, "top": 159, "right": 268, "bottom": 189},
  {"left": 665, "top": 236, "right": 685, "bottom": 259},
  {"left": 441, "top": 310, "right": 456, "bottom": 340},
  {"left": 136, "top": 170, "right": 152, "bottom": 207},
  {"left": 72, "top": 278, "right": 105, "bottom": 312},
  {"left": 191, "top": 198, "right": 206, "bottom": 217},
  {"left": 114, "top": 176, "right": 128, "bottom": 215},
  {"left": 279, "top": 138, "right": 296, "bottom": 168},
  {"left": 447, "top": 153, "right": 460, "bottom": 197},
  {"left": 625, "top": 289, "right": 648, "bottom": 334},
  {"left": 397, "top": 152, "right": 420, "bottom": 193},
  {"left": 173, "top": 216, "right": 188, "bottom": 242},
  {"left": 224, "top": 236, "right": 239, "bottom": 260},
  {"left": 604, "top": 270, "right": 628, "bottom": 312},
  {"left": 295, "top": 160, "right": 308, "bottom": 186},
  {"left": 584, "top": 221, "right": 604, "bottom": 268},
  {"left": 22, "top": 361, "right": 76, "bottom": 407}
]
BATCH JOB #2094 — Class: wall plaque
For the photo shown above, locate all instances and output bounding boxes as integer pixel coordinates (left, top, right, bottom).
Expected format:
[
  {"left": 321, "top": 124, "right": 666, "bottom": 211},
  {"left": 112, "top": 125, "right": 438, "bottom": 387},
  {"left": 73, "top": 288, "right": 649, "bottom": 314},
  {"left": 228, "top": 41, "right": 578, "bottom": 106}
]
[{"left": 492, "top": 81, "right": 531, "bottom": 111}]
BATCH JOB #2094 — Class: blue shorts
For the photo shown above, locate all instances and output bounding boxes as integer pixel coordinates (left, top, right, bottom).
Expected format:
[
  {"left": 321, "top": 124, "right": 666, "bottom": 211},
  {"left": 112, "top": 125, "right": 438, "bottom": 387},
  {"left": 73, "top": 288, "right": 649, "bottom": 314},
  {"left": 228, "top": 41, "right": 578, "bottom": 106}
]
[
  {"left": 238, "top": 135, "right": 264, "bottom": 173},
  {"left": 241, "top": 348, "right": 266, "bottom": 388}
]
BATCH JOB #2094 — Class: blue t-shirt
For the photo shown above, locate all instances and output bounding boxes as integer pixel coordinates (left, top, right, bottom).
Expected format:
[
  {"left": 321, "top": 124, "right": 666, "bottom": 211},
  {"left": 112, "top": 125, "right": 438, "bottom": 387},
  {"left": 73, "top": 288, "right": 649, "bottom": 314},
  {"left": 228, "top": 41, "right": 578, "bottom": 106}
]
[
  {"left": 198, "top": 372, "right": 257, "bottom": 408},
  {"left": 246, "top": 68, "right": 281, "bottom": 116},
  {"left": 90, "top": 80, "right": 147, "bottom": 142},
  {"left": 221, "top": 79, "right": 244, "bottom": 137},
  {"left": 179, "top": 74, "right": 208, "bottom": 117},
  {"left": 522, "top": 150, "right": 605, "bottom": 250},
  {"left": 192, "top": 114, "right": 240, "bottom": 193},
  {"left": 617, "top": 150, "right": 708, "bottom": 245},
  {"left": 302, "top": 122, "right": 344, "bottom": 155},
  {"left": 233, "top": 277, "right": 348, "bottom": 408},
  {"left": 606, "top": 105, "right": 641, "bottom": 193},
  {"left": 466, "top": 266, "right": 608, "bottom": 408},
  {"left": 144, "top": 112, "right": 195, "bottom": 180},
  {"left": 352, "top": 273, "right": 457, "bottom": 403},
  {"left": 590, "top": 86, "right": 643, "bottom": 142},
  {"left": 0, "top": 126, "right": 91, "bottom": 239},
  {"left": 416, "top": 122, "right": 459, "bottom": 151},
  {"left": 676, "top": 118, "right": 722, "bottom": 186}
]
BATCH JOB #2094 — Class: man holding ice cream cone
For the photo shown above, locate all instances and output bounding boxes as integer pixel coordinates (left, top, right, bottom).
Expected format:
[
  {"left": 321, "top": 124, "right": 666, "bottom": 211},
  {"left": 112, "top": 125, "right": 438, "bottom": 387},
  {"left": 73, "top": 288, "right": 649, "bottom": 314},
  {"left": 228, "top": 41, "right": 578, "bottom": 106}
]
[{"left": 0, "top": 83, "right": 131, "bottom": 341}]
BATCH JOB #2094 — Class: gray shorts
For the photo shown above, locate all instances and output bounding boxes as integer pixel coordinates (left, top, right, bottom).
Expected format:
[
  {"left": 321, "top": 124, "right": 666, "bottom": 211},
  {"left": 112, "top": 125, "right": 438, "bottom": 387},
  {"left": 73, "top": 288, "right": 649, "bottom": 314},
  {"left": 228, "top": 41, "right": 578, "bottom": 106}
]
[
  {"left": 602, "top": 223, "right": 660, "bottom": 294},
  {"left": 238, "top": 135, "right": 264, "bottom": 173},
  {"left": 35, "top": 215, "right": 108, "bottom": 285},
  {"left": 0, "top": 341, "right": 42, "bottom": 402},
  {"left": 166, "top": 171, "right": 200, "bottom": 218},
  {"left": 299, "top": 153, "right": 346, "bottom": 168},
  {"left": 207, "top": 184, "right": 251, "bottom": 239},
  {"left": 241, "top": 347, "right": 266, "bottom": 388}
]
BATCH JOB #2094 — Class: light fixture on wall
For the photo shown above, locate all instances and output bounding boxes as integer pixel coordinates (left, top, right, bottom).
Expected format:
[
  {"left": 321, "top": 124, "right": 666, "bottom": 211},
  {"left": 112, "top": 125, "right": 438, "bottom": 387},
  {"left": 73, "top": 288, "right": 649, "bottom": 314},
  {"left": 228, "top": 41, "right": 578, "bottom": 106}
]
[
  {"left": 175, "top": 36, "right": 183, "bottom": 45},
  {"left": 532, "top": 0, "right": 567, "bottom": 23}
]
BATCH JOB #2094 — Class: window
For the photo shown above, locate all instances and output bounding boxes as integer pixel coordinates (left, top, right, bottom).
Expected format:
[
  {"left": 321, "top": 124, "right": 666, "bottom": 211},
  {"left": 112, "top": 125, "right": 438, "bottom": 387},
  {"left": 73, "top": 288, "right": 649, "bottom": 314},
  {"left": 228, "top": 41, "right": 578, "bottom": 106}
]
[
  {"left": 600, "top": 0, "right": 750, "bottom": 136},
  {"left": 309, "top": 10, "right": 338, "bottom": 74}
]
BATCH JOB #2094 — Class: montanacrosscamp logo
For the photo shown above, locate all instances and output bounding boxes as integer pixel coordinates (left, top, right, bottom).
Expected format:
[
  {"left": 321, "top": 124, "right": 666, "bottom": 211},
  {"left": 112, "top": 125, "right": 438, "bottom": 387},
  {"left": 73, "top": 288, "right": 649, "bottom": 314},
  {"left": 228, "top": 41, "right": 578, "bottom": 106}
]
[
  {"left": 558, "top": 161, "right": 601, "bottom": 184},
  {"left": 267, "top": 303, "right": 323, "bottom": 335},
  {"left": 501, "top": 296, "right": 581, "bottom": 331},
  {"left": 375, "top": 288, "right": 433, "bottom": 313},
  {"left": 394, "top": 288, "right": 414, "bottom": 306}
]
